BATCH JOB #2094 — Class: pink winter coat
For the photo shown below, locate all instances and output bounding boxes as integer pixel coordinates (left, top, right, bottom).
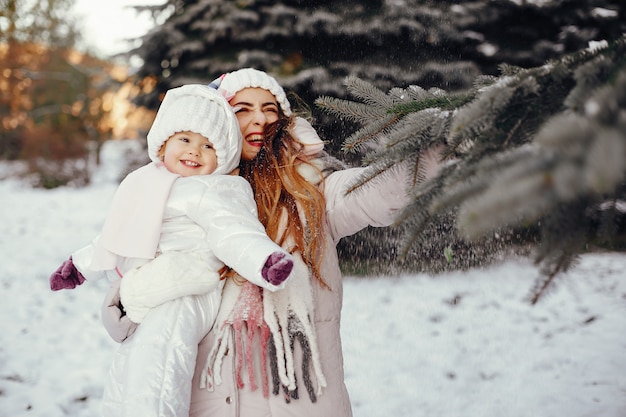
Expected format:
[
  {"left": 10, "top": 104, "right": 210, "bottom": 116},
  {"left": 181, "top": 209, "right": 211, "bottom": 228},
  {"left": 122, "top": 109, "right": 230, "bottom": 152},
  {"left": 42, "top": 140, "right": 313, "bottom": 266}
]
[{"left": 189, "top": 147, "right": 443, "bottom": 417}]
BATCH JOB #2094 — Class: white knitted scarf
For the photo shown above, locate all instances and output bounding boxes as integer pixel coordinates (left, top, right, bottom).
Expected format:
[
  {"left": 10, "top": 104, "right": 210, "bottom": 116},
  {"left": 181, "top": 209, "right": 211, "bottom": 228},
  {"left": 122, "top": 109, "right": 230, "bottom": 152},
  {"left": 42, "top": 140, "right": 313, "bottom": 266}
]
[
  {"left": 201, "top": 252, "right": 326, "bottom": 403},
  {"left": 200, "top": 155, "right": 346, "bottom": 403}
]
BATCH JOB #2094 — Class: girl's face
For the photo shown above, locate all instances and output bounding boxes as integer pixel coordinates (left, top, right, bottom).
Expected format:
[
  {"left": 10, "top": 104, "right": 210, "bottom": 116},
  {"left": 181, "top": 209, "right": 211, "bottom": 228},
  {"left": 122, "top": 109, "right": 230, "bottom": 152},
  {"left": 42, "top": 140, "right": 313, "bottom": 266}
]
[
  {"left": 230, "top": 87, "right": 280, "bottom": 161},
  {"left": 160, "top": 131, "right": 218, "bottom": 177}
]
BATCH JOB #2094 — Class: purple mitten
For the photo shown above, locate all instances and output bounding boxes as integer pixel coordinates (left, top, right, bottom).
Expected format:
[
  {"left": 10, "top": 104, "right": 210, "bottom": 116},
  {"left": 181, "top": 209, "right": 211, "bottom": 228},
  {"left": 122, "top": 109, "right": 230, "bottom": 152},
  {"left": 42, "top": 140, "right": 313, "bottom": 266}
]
[
  {"left": 49, "top": 256, "right": 86, "bottom": 291},
  {"left": 262, "top": 252, "right": 294, "bottom": 286}
]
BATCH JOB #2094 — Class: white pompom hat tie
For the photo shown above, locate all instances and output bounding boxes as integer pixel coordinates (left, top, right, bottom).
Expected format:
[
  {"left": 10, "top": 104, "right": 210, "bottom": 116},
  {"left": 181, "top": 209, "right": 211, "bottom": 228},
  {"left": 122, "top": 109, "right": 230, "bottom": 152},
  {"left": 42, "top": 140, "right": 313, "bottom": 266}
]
[
  {"left": 146, "top": 84, "right": 243, "bottom": 175},
  {"left": 212, "top": 68, "right": 292, "bottom": 116}
]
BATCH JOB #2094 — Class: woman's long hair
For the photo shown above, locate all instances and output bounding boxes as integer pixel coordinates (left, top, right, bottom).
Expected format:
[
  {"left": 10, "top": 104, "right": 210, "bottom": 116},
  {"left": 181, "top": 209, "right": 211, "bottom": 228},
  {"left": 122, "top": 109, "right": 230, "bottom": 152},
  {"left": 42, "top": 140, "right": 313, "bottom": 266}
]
[{"left": 239, "top": 116, "right": 327, "bottom": 287}]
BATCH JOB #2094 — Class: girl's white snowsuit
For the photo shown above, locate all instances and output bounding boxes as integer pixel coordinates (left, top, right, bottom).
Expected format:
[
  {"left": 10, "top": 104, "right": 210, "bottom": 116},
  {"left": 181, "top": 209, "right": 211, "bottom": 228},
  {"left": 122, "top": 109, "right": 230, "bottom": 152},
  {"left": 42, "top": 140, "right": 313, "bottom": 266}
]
[{"left": 73, "top": 173, "right": 290, "bottom": 417}]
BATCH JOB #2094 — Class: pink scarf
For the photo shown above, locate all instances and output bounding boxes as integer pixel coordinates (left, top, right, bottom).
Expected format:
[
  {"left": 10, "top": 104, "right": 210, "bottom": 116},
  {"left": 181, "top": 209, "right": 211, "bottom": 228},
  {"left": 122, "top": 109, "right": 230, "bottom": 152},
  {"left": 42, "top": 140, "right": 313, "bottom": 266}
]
[{"left": 89, "top": 162, "right": 179, "bottom": 271}]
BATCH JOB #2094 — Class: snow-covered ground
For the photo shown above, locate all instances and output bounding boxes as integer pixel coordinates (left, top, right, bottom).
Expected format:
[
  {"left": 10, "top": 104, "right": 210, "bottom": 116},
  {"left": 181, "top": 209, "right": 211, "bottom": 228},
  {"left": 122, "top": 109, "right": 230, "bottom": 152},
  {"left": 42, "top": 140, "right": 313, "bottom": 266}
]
[{"left": 1, "top": 141, "right": 625, "bottom": 417}]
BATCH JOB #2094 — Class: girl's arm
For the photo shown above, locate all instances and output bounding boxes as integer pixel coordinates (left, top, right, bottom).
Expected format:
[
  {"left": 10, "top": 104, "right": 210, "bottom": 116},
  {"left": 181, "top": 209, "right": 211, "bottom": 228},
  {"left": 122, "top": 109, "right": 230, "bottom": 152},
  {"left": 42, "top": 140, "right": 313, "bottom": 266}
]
[{"left": 185, "top": 175, "right": 293, "bottom": 291}]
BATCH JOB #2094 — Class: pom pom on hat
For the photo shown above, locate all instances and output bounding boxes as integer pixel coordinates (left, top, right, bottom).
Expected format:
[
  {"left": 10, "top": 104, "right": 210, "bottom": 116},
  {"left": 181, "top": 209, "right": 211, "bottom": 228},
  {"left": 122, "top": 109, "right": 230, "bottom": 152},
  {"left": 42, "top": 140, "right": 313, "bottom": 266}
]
[
  {"left": 147, "top": 84, "right": 242, "bottom": 175},
  {"left": 215, "top": 68, "right": 292, "bottom": 116}
]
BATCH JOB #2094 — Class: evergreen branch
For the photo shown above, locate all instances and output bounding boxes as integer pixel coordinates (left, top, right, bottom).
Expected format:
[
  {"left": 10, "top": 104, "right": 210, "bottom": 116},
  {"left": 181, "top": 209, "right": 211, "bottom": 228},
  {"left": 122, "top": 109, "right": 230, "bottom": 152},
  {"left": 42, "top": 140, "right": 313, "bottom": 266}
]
[
  {"left": 396, "top": 182, "right": 444, "bottom": 256},
  {"left": 448, "top": 78, "right": 518, "bottom": 145},
  {"left": 389, "top": 92, "right": 475, "bottom": 116},
  {"left": 344, "top": 76, "right": 396, "bottom": 108},
  {"left": 455, "top": 101, "right": 626, "bottom": 240},
  {"left": 473, "top": 74, "right": 499, "bottom": 89},
  {"left": 398, "top": 204, "right": 436, "bottom": 257},
  {"left": 456, "top": 168, "right": 558, "bottom": 240},
  {"left": 396, "top": 165, "right": 452, "bottom": 228},
  {"left": 430, "top": 171, "right": 488, "bottom": 214},
  {"left": 358, "top": 113, "right": 446, "bottom": 184},
  {"left": 528, "top": 258, "right": 564, "bottom": 305},
  {"left": 592, "top": 197, "right": 626, "bottom": 250},
  {"left": 529, "top": 199, "right": 589, "bottom": 303},
  {"left": 497, "top": 63, "right": 525, "bottom": 77},
  {"left": 388, "top": 86, "right": 428, "bottom": 102},
  {"left": 320, "top": 36, "right": 626, "bottom": 293},
  {"left": 371, "top": 109, "right": 446, "bottom": 154},
  {"left": 315, "top": 96, "right": 388, "bottom": 123},
  {"left": 344, "top": 135, "right": 431, "bottom": 195},
  {"left": 343, "top": 158, "right": 400, "bottom": 195},
  {"left": 342, "top": 114, "right": 399, "bottom": 153}
]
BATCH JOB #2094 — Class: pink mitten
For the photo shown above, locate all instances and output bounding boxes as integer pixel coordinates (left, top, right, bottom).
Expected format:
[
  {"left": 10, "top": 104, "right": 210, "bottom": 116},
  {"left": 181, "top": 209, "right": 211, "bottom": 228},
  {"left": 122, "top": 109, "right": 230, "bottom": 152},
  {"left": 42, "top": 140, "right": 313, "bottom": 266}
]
[
  {"left": 49, "top": 256, "right": 86, "bottom": 291},
  {"left": 261, "top": 252, "right": 294, "bottom": 286}
]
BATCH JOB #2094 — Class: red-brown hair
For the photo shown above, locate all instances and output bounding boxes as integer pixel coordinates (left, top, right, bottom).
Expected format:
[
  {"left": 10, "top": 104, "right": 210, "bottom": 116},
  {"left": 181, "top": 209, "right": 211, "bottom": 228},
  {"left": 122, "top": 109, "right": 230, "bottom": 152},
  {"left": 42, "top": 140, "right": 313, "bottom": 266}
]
[{"left": 239, "top": 116, "right": 327, "bottom": 287}]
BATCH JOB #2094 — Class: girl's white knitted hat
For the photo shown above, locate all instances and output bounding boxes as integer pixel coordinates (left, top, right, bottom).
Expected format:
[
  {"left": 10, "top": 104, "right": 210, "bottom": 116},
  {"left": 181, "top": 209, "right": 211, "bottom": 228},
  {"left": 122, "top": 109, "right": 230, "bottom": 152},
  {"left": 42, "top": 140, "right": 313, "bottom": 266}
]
[
  {"left": 217, "top": 68, "right": 292, "bottom": 116},
  {"left": 146, "top": 84, "right": 242, "bottom": 175}
]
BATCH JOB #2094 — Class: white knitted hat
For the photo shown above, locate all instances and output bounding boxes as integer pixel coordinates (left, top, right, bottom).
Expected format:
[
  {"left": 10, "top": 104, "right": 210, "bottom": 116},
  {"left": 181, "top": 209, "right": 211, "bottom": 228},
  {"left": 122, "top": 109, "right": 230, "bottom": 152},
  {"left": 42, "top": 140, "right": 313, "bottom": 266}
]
[
  {"left": 217, "top": 68, "right": 292, "bottom": 116},
  {"left": 147, "top": 84, "right": 242, "bottom": 175}
]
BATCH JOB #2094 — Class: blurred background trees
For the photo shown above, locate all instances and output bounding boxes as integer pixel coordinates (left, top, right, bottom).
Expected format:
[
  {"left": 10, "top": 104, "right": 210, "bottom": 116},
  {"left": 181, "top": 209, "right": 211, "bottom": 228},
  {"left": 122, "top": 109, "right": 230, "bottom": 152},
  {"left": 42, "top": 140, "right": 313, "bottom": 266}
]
[{"left": 0, "top": 0, "right": 150, "bottom": 186}]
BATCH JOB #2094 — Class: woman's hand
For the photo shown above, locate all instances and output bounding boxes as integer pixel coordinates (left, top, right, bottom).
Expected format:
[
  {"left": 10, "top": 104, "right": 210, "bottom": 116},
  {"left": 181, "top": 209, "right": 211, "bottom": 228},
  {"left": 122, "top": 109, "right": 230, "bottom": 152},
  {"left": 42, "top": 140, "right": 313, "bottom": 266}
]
[{"left": 101, "top": 279, "right": 138, "bottom": 343}]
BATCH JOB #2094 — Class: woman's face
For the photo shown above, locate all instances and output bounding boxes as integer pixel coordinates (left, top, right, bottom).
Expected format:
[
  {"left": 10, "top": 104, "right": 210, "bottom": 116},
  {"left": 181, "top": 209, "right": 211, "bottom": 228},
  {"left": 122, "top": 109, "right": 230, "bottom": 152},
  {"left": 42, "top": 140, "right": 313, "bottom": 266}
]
[{"left": 230, "top": 87, "right": 280, "bottom": 161}]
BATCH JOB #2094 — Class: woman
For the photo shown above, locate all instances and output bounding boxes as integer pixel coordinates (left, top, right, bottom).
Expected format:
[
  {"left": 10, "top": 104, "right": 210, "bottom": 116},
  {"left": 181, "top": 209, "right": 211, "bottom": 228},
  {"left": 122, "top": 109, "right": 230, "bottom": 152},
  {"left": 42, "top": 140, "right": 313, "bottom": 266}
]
[
  {"left": 188, "top": 68, "right": 443, "bottom": 417},
  {"left": 102, "top": 68, "right": 442, "bottom": 416}
]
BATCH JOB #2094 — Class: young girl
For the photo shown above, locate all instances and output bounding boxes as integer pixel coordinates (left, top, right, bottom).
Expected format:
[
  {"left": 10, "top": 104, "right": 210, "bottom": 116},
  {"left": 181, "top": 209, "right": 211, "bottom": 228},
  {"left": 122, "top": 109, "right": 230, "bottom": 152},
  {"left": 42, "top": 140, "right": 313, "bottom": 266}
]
[{"left": 49, "top": 84, "right": 294, "bottom": 417}]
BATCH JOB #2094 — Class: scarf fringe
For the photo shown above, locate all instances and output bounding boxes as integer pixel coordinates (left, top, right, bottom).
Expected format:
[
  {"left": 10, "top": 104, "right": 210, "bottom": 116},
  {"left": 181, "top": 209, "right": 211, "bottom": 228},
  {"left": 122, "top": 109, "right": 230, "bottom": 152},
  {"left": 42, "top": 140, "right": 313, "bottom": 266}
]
[
  {"left": 202, "top": 255, "right": 327, "bottom": 403},
  {"left": 201, "top": 281, "right": 269, "bottom": 396}
]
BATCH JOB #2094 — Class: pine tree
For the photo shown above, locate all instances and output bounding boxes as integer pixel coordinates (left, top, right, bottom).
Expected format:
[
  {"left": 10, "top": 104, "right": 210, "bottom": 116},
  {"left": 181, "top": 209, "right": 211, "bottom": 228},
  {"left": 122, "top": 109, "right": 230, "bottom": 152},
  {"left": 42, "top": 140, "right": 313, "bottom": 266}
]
[
  {"left": 129, "top": 0, "right": 624, "bottom": 133},
  {"left": 127, "top": 0, "right": 625, "bottom": 282},
  {"left": 130, "top": 0, "right": 480, "bottom": 110},
  {"left": 316, "top": 35, "right": 626, "bottom": 302}
]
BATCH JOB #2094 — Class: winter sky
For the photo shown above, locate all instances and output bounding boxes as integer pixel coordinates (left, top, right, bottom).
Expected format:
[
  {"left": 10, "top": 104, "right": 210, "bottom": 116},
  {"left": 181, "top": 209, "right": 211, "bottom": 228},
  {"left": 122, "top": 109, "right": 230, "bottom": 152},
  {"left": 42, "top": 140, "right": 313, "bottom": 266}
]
[{"left": 72, "top": 0, "right": 157, "bottom": 57}]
